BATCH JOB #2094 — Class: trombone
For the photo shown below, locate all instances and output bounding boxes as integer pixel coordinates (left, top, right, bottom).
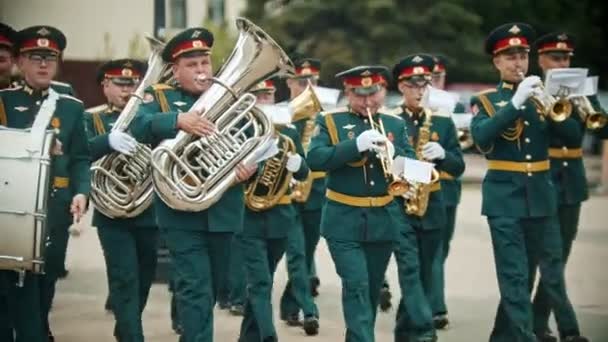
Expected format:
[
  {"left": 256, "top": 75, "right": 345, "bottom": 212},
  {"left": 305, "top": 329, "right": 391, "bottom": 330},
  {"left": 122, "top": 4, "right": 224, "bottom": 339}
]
[
  {"left": 365, "top": 107, "right": 409, "bottom": 196},
  {"left": 517, "top": 72, "right": 572, "bottom": 122}
]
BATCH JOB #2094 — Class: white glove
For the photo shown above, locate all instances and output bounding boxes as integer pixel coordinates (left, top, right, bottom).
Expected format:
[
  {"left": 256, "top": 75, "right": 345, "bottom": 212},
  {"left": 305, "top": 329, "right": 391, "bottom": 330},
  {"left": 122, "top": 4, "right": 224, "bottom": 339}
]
[
  {"left": 286, "top": 153, "right": 303, "bottom": 172},
  {"left": 375, "top": 139, "right": 395, "bottom": 160},
  {"left": 402, "top": 184, "right": 417, "bottom": 199},
  {"left": 511, "top": 76, "right": 542, "bottom": 109},
  {"left": 356, "top": 129, "right": 387, "bottom": 153},
  {"left": 422, "top": 142, "right": 445, "bottom": 160},
  {"left": 108, "top": 131, "right": 138, "bottom": 155}
]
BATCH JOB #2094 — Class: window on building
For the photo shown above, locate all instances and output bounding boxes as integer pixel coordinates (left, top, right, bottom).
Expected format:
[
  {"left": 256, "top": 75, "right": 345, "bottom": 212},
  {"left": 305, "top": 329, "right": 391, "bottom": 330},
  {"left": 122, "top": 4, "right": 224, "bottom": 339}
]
[
  {"left": 207, "top": 0, "right": 225, "bottom": 25},
  {"left": 169, "top": 0, "right": 187, "bottom": 28}
]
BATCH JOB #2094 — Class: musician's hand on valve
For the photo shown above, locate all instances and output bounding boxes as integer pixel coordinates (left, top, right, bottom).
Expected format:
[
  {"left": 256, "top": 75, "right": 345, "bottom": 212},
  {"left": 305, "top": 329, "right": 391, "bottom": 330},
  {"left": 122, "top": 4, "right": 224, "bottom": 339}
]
[
  {"left": 286, "top": 153, "right": 303, "bottom": 172},
  {"left": 235, "top": 162, "right": 257, "bottom": 183},
  {"left": 356, "top": 129, "right": 387, "bottom": 153},
  {"left": 511, "top": 76, "right": 542, "bottom": 109},
  {"left": 376, "top": 139, "right": 395, "bottom": 159},
  {"left": 70, "top": 194, "right": 88, "bottom": 224},
  {"left": 108, "top": 131, "right": 137, "bottom": 156},
  {"left": 422, "top": 142, "right": 445, "bottom": 160},
  {"left": 177, "top": 109, "right": 216, "bottom": 137}
]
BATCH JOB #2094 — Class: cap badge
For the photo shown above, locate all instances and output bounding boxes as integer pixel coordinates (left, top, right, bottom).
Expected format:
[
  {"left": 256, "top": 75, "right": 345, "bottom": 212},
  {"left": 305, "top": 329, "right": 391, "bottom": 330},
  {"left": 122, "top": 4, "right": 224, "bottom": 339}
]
[{"left": 508, "top": 25, "right": 521, "bottom": 34}]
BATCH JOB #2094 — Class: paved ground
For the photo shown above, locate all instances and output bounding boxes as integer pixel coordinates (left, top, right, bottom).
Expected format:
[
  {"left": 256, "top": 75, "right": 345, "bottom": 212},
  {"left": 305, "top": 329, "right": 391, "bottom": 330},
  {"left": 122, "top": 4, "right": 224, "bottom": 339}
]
[{"left": 50, "top": 184, "right": 608, "bottom": 341}]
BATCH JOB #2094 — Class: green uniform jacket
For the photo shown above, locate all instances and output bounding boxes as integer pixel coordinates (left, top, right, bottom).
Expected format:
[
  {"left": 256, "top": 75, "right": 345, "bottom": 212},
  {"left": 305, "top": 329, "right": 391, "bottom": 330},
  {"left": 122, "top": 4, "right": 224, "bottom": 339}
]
[
  {"left": 308, "top": 107, "right": 416, "bottom": 242},
  {"left": 396, "top": 107, "right": 465, "bottom": 230},
  {"left": 242, "top": 125, "right": 309, "bottom": 239},
  {"left": 441, "top": 102, "right": 466, "bottom": 206},
  {"left": 470, "top": 81, "right": 582, "bottom": 218},
  {"left": 130, "top": 84, "right": 244, "bottom": 232},
  {"left": 83, "top": 104, "right": 156, "bottom": 228},
  {"left": 293, "top": 118, "right": 326, "bottom": 211},
  {"left": 0, "top": 85, "right": 90, "bottom": 204}
]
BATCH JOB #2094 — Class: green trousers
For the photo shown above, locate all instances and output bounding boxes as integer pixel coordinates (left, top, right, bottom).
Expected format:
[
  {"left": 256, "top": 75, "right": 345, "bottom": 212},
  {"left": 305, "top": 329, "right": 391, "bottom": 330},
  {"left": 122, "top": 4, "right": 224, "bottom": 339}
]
[
  {"left": 301, "top": 209, "right": 322, "bottom": 281},
  {"left": 163, "top": 229, "right": 232, "bottom": 342},
  {"left": 488, "top": 215, "right": 580, "bottom": 342},
  {"left": 228, "top": 234, "right": 247, "bottom": 306},
  {"left": 0, "top": 272, "right": 45, "bottom": 342},
  {"left": 97, "top": 224, "right": 159, "bottom": 342},
  {"left": 238, "top": 237, "right": 287, "bottom": 342},
  {"left": 429, "top": 205, "right": 458, "bottom": 315},
  {"left": 327, "top": 239, "right": 393, "bottom": 342},
  {"left": 394, "top": 221, "right": 436, "bottom": 342},
  {"left": 532, "top": 204, "right": 581, "bottom": 335},
  {"left": 279, "top": 215, "right": 318, "bottom": 319}
]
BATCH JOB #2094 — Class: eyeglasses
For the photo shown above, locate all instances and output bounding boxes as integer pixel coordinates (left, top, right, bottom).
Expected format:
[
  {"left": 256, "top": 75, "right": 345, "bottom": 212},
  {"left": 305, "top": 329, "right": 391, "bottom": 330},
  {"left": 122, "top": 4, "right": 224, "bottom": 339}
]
[{"left": 27, "top": 54, "right": 59, "bottom": 65}]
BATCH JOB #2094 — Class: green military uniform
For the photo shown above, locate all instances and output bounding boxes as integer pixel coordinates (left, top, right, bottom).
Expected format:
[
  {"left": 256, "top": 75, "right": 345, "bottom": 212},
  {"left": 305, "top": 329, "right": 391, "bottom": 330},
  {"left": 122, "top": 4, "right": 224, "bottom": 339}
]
[
  {"left": 308, "top": 66, "right": 416, "bottom": 342},
  {"left": 130, "top": 27, "right": 243, "bottom": 342},
  {"left": 279, "top": 57, "right": 322, "bottom": 322},
  {"left": 431, "top": 57, "right": 468, "bottom": 324},
  {"left": 531, "top": 32, "right": 604, "bottom": 340},
  {"left": 84, "top": 59, "right": 159, "bottom": 342},
  {"left": 238, "top": 125, "right": 314, "bottom": 341},
  {"left": 471, "top": 23, "right": 583, "bottom": 342},
  {"left": 390, "top": 54, "right": 464, "bottom": 340},
  {"left": 0, "top": 26, "right": 91, "bottom": 342}
]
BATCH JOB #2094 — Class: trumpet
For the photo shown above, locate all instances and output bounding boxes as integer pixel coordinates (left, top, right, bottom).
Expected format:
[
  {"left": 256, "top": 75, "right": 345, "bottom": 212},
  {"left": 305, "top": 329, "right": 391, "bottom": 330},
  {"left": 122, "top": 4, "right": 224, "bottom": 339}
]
[
  {"left": 517, "top": 71, "right": 572, "bottom": 122},
  {"left": 570, "top": 95, "right": 607, "bottom": 130},
  {"left": 365, "top": 108, "right": 409, "bottom": 196},
  {"left": 458, "top": 128, "right": 474, "bottom": 150}
]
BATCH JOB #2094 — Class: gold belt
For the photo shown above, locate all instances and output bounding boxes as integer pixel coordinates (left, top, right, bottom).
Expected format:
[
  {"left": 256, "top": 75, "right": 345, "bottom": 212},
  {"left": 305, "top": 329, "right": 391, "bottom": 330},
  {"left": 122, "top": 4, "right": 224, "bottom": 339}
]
[
  {"left": 53, "top": 177, "right": 70, "bottom": 188},
  {"left": 311, "top": 171, "right": 326, "bottom": 179},
  {"left": 548, "top": 148, "right": 583, "bottom": 159},
  {"left": 487, "top": 160, "right": 550, "bottom": 173},
  {"left": 430, "top": 182, "right": 442, "bottom": 192},
  {"left": 277, "top": 195, "right": 292, "bottom": 205},
  {"left": 439, "top": 171, "right": 454, "bottom": 180},
  {"left": 326, "top": 189, "right": 393, "bottom": 208}
]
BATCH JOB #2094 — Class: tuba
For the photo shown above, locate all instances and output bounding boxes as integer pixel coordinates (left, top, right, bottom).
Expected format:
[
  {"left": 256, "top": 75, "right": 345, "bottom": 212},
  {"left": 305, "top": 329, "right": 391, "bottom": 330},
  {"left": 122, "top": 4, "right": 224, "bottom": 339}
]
[
  {"left": 89, "top": 36, "right": 170, "bottom": 218},
  {"left": 151, "top": 18, "right": 294, "bottom": 211},
  {"left": 571, "top": 95, "right": 607, "bottom": 130},
  {"left": 290, "top": 83, "right": 322, "bottom": 203},
  {"left": 405, "top": 108, "right": 440, "bottom": 217},
  {"left": 245, "top": 131, "right": 296, "bottom": 211}
]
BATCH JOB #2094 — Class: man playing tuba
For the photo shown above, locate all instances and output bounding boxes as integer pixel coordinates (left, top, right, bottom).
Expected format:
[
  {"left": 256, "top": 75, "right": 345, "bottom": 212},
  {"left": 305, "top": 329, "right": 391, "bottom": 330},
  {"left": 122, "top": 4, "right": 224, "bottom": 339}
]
[{"left": 130, "top": 27, "right": 257, "bottom": 342}]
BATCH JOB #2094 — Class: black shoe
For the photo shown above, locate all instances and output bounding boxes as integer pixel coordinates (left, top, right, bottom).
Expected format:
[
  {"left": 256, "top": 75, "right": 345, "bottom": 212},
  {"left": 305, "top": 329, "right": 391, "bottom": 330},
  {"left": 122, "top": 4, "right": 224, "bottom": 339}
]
[
  {"left": 379, "top": 286, "right": 392, "bottom": 312},
  {"left": 217, "top": 301, "right": 230, "bottom": 310},
  {"left": 536, "top": 331, "right": 558, "bottom": 342},
  {"left": 562, "top": 336, "right": 589, "bottom": 342},
  {"left": 310, "top": 277, "right": 320, "bottom": 297},
  {"left": 48, "top": 331, "right": 55, "bottom": 342},
  {"left": 283, "top": 313, "right": 302, "bottom": 326},
  {"left": 302, "top": 316, "right": 319, "bottom": 336},
  {"left": 433, "top": 314, "right": 449, "bottom": 330},
  {"left": 229, "top": 304, "right": 244, "bottom": 316},
  {"left": 58, "top": 269, "right": 69, "bottom": 279},
  {"left": 104, "top": 296, "right": 113, "bottom": 312}
]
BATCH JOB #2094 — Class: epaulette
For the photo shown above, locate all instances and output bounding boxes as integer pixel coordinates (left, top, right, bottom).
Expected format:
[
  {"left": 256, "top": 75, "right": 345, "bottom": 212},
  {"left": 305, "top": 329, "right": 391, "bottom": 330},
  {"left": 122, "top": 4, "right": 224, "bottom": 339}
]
[
  {"left": 473, "top": 88, "right": 497, "bottom": 97},
  {"left": 151, "top": 83, "right": 174, "bottom": 91},
  {"left": 58, "top": 93, "right": 83, "bottom": 104},
  {"left": 0, "top": 85, "right": 22, "bottom": 93},
  {"left": 320, "top": 106, "right": 348, "bottom": 116},
  {"left": 379, "top": 106, "right": 403, "bottom": 116},
  {"left": 51, "top": 80, "right": 72, "bottom": 87},
  {"left": 85, "top": 104, "right": 109, "bottom": 114}
]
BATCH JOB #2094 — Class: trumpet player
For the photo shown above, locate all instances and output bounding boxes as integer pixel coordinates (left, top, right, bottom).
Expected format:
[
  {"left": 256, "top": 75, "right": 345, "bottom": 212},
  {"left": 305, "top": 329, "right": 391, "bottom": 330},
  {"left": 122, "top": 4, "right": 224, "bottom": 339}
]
[
  {"left": 470, "top": 22, "right": 587, "bottom": 342},
  {"left": 130, "top": 27, "right": 257, "bottom": 342},
  {"left": 278, "top": 56, "right": 321, "bottom": 327},
  {"left": 238, "top": 96, "right": 318, "bottom": 340},
  {"left": 532, "top": 32, "right": 602, "bottom": 342},
  {"left": 308, "top": 65, "right": 415, "bottom": 342},
  {"left": 0, "top": 25, "right": 90, "bottom": 342},
  {"left": 83, "top": 59, "right": 158, "bottom": 342},
  {"left": 391, "top": 54, "right": 465, "bottom": 338}
]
